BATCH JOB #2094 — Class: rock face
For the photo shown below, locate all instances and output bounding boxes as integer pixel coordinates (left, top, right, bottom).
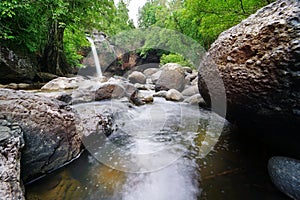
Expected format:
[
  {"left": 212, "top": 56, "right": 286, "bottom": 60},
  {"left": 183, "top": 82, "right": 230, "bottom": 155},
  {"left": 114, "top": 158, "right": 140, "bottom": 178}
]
[
  {"left": 0, "top": 89, "right": 82, "bottom": 182},
  {"left": 155, "top": 63, "right": 185, "bottom": 92},
  {"left": 0, "top": 46, "right": 37, "bottom": 84},
  {"left": 198, "top": 0, "right": 300, "bottom": 156},
  {"left": 0, "top": 118, "right": 25, "bottom": 200},
  {"left": 268, "top": 156, "right": 300, "bottom": 199}
]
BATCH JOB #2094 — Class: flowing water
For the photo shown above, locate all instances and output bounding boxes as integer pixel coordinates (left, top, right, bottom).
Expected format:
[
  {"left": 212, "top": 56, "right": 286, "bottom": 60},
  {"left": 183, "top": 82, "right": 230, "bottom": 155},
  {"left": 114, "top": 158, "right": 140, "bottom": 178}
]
[
  {"left": 26, "top": 97, "right": 226, "bottom": 200},
  {"left": 25, "top": 95, "right": 289, "bottom": 200},
  {"left": 86, "top": 37, "right": 103, "bottom": 77}
]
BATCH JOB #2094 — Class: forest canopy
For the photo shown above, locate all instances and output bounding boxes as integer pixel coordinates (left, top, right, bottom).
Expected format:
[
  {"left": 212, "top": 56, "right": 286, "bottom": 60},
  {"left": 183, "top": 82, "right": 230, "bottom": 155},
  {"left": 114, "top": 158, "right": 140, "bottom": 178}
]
[{"left": 0, "top": 0, "right": 274, "bottom": 74}]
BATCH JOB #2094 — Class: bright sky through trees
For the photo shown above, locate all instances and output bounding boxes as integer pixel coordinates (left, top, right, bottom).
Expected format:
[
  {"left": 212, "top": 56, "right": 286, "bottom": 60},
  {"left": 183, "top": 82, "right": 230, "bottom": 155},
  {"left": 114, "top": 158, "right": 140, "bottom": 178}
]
[{"left": 114, "top": 0, "right": 147, "bottom": 26}]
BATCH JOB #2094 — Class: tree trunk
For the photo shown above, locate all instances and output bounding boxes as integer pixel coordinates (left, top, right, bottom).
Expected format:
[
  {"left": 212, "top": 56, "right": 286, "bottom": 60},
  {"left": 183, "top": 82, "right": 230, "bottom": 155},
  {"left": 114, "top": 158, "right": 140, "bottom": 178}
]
[{"left": 42, "top": 20, "right": 72, "bottom": 75}]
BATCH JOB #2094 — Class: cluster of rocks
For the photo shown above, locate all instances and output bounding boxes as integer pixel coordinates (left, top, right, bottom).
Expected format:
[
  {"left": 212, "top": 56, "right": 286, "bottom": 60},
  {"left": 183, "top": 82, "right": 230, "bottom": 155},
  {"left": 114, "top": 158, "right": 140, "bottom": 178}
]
[{"left": 40, "top": 63, "right": 205, "bottom": 107}]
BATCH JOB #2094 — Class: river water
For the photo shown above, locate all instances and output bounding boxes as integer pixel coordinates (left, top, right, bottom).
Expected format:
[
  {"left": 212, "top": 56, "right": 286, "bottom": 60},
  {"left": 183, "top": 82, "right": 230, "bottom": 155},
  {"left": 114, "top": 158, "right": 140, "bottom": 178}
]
[{"left": 25, "top": 97, "right": 288, "bottom": 200}]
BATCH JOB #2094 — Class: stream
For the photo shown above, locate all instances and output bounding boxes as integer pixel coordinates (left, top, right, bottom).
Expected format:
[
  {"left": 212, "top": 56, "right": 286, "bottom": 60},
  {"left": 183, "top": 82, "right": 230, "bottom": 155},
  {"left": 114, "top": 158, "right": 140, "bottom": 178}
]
[
  {"left": 25, "top": 96, "right": 289, "bottom": 200},
  {"left": 25, "top": 97, "right": 225, "bottom": 200}
]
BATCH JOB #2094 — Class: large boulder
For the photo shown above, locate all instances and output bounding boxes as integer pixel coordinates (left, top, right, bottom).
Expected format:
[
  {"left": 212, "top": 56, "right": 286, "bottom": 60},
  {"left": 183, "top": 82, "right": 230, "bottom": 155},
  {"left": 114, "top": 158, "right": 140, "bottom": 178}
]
[
  {"left": 268, "top": 157, "right": 300, "bottom": 199},
  {"left": 155, "top": 63, "right": 185, "bottom": 92},
  {"left": 0, "top": 118, "right": 25, "bottom": 200},
  {"left": 198, "top": 0, "right": 300, "bottom": 156},
  {"left": 0, "top": 46, "right": 37, "bottom": 84},
  {"left": 0, "top": 89, "right": 82, "bottom": 182}
]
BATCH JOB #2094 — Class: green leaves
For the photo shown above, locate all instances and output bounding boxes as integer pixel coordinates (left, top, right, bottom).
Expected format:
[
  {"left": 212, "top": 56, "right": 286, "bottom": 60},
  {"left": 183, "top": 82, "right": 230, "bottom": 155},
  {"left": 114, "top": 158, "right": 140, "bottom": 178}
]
[
  {"left": 0, "top": 0, "right": 134, "bottom": 67},
  {"left": 160, "top": 53, "right": 193, "bottom": 68},
  {"left": 138, "top": 0, "right": 274, "bottom": 50}
]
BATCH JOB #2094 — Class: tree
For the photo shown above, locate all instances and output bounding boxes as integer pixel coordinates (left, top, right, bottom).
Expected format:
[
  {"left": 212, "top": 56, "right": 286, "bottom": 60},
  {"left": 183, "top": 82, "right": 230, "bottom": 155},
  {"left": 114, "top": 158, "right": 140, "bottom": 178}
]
[
  {"left": 114, "top": 0, "right": 135, "bottom": 31},
  {"left": 137, "top": 0, "right": 274, "bottom": 49},
  {"left": 39, "top": 0, "right": 117, "bottom": 75},
  {"left": 0, "top": 0, "right": 134, "bottom": 75}
]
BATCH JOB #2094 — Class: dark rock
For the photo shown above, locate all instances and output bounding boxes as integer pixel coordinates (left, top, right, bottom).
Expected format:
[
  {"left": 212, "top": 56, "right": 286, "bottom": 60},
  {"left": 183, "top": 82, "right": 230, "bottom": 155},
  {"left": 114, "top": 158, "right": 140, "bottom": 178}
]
[
  {"left": 198, "top": 0, "right": 300, "bottom": 156},
  {"left": 268, "top": 156, "right": 300, "bottom": 199},
  {"left": 155, "top": 63, "right": 186, "bottom": 92},
  {"left": 0, "top": 89, "right": 82, "bottom": 182},
  {"left": 56, "top": 93, "right": 72, "bottom": 104},
  {"left": 129, "top": 90, "right": 145, "bottom": 106},
  {"left": 0, "top": 46, "right": 37, "bottom": 84},
  {"left": 35, "top": 72, "right": 59, "bottom": 82},
  {"left": 0, "top": 119, "right": 25, "bottom": 200},
  {"left": 128, "top": 71, "right": 146, "bottom": 84},
  {"left": 95, "top": 83, "right": 125, "bottom": 101}
]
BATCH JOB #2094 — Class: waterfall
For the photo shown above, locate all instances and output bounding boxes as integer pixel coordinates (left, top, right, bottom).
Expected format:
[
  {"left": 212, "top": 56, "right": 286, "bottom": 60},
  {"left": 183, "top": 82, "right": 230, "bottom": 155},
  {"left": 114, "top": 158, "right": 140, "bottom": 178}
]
[{"left": 86, "top": 37, "right": 102, "bottom": 77}]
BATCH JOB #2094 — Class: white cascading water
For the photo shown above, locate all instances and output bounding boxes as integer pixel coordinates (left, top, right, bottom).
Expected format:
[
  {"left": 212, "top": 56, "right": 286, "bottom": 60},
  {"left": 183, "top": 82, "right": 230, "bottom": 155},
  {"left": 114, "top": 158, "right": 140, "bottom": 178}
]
[{"left": 86, "top": 37, "right": 103, "bottom": 77}]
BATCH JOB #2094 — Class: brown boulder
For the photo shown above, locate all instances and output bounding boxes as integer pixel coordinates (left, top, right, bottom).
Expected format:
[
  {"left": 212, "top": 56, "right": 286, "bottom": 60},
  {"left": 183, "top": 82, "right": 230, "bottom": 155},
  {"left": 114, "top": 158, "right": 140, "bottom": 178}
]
[
  {"left": 0, "top": 89, "right": 82, "bottom": 182},
  {"left": 155, "top": 63, "right": 185, "bottom": 92},
  {"left": 198, "top": 0, "right": 300, "bottom": 156}
]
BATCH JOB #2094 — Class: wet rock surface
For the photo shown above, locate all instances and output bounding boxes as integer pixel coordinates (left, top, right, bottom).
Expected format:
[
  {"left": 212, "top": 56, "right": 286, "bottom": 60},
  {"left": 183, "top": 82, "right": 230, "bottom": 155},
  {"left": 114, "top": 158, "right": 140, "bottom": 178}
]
[
  {"left": 198, "top": 0, "right": 300, "bottom": 156},
  {"left": 0, "top": 118, "right": 25, "bottom": 200},
  {"left": 0, "top": 89, "right": 82, "bottom": 182},
  {"left": 268, "top": 156, "right": 300, "bottom": 199}
]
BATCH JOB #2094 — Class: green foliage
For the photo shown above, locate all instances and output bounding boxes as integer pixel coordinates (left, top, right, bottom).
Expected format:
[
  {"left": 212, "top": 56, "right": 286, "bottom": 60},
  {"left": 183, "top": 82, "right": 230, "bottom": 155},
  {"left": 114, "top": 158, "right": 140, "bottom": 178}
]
[
  {"left": 0, "top": 0, "right": 134, "bottom": 67},
  {"left": 63, "top": 27, "right": 89, "bottom": 67},
  {"left": 0, "top": 0, "right": 47, "bottom": 52},
  {"left": 160, "top": 53, "right": 193, "bottom": 68},
  {"left": 138, "top": 0, "right": 274, "bottom": 50}
]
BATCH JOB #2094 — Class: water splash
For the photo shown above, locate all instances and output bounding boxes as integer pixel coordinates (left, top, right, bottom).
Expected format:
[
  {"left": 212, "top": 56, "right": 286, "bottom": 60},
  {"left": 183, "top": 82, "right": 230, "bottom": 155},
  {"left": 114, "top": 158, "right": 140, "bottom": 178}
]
[{"left": 86, "top": 37, "right": 102, "bottom": 77}]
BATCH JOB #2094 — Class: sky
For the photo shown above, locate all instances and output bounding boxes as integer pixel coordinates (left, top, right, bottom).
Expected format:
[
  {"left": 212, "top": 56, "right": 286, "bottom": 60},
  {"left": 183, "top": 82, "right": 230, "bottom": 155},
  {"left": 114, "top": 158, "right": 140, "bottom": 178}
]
[{"left": 114, "top": 0, "right": 148, "bottom": 27}]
